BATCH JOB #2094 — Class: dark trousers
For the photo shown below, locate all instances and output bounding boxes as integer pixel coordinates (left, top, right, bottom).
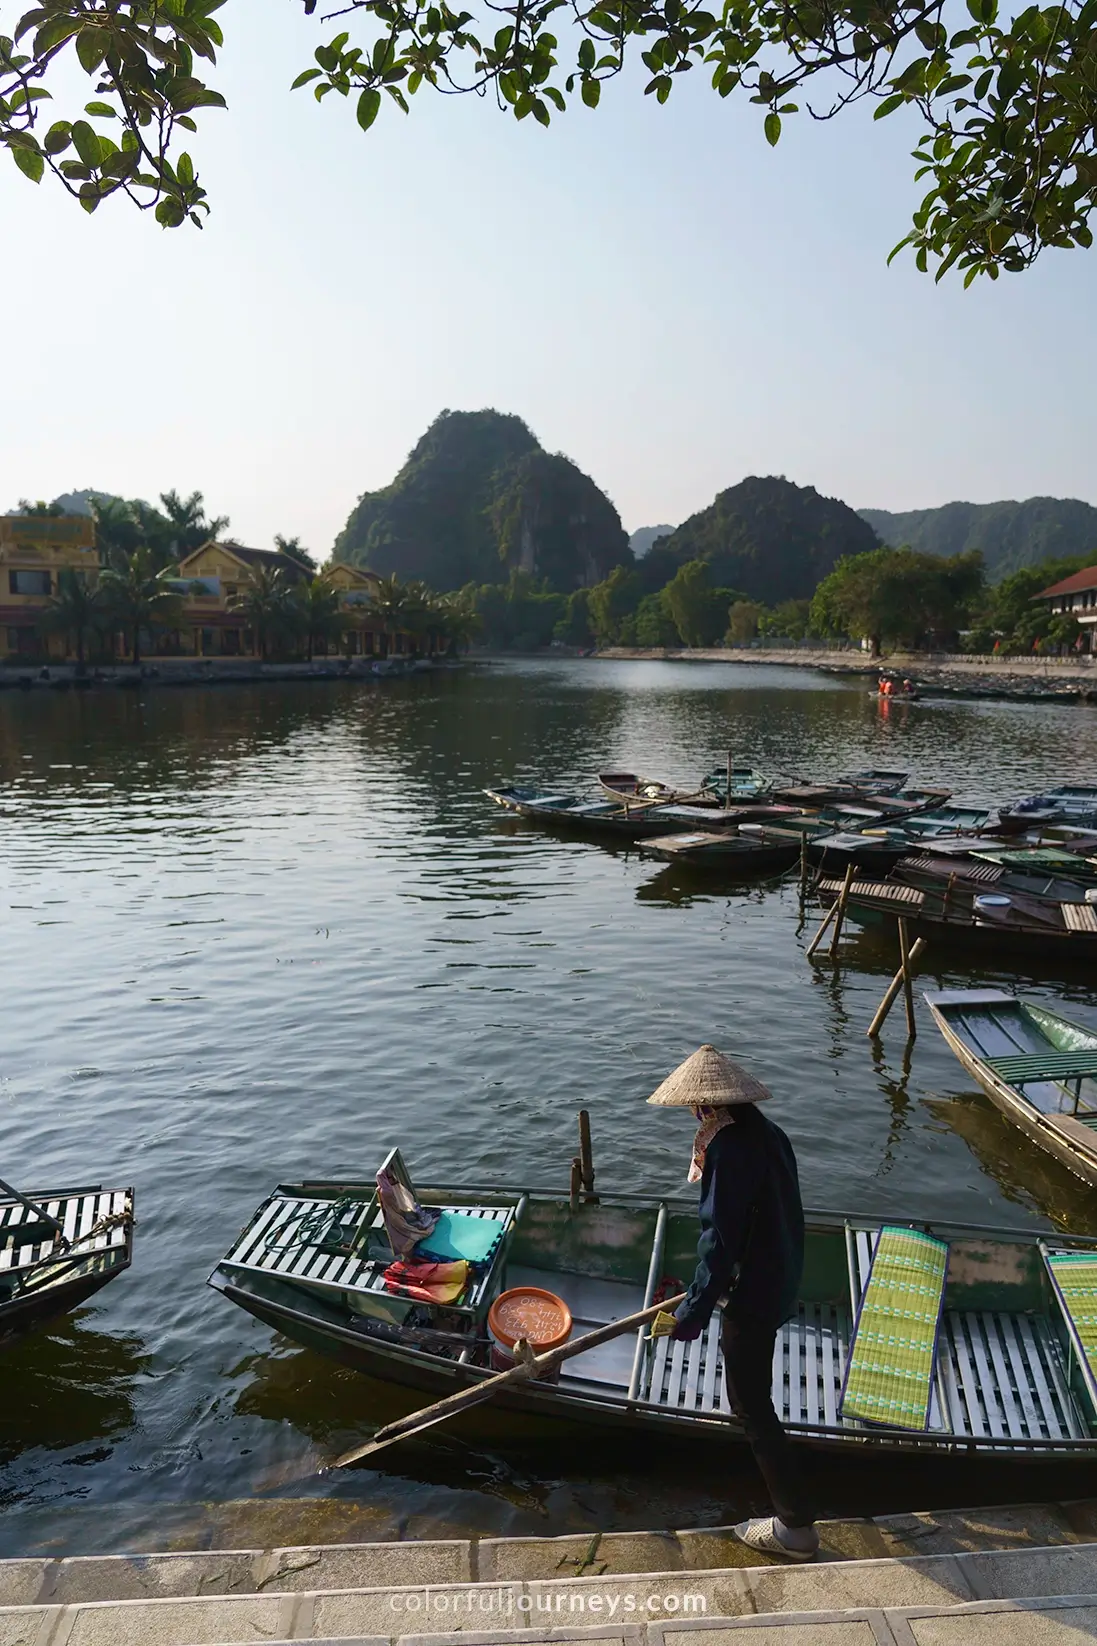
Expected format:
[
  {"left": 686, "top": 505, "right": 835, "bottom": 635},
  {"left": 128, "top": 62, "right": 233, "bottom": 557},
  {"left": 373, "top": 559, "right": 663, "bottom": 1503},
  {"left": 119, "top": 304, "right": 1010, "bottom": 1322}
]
[{"left": 721, "top": 1313, "right": 814, "bottom": 1529}]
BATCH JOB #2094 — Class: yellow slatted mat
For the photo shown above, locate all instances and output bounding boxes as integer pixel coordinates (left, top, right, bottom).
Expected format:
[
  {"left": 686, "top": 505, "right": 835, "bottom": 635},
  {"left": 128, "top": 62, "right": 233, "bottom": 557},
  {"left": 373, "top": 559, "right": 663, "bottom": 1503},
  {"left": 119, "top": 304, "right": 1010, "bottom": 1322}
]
[
  {"left": 840, "top": 1226, "right": 949, "bottom": 1431},
  {"left": 1046, "top": 1254, "right": 1097, "bottom": 1381}
]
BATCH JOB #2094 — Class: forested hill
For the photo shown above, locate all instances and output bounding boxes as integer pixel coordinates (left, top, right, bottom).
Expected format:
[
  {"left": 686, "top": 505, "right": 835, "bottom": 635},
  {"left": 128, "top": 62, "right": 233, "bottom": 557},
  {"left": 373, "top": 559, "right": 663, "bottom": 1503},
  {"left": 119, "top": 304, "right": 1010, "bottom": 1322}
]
[
  {"left": 859, "top": 497, "right": 1097, "bottom": 579},
  {"left": 333, "top": 409, "right": 629, "bottom": 592},
  {"left": 641, "top": 477, "right": 879, "bottom": 603}
]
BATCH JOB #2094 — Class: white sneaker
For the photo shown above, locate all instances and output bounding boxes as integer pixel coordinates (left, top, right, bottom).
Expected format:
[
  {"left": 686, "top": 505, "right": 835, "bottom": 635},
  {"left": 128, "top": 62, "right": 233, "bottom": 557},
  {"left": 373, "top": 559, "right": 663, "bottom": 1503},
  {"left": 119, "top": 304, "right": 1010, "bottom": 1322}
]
[{"left": 733, "top": 1517, "right": 819, "bottom": 1562}]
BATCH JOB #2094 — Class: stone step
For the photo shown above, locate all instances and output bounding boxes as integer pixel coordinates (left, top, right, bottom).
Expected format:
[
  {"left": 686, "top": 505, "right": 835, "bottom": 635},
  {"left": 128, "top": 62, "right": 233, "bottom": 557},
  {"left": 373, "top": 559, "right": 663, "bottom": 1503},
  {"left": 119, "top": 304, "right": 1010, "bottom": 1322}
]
[{"left": 3, "top": 1543, "right": 1097, "bottom": 1645}]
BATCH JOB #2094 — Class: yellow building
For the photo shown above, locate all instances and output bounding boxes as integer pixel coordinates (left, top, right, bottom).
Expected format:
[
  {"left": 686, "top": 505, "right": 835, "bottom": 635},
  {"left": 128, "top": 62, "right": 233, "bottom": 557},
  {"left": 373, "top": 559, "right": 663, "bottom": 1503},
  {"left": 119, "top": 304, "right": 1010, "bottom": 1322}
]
[
  {"left": 0, "top": 513, "right": 98, "bottom": 660},
  {"left": 167, "top": 542, "right": 389, "bottom": 660}
]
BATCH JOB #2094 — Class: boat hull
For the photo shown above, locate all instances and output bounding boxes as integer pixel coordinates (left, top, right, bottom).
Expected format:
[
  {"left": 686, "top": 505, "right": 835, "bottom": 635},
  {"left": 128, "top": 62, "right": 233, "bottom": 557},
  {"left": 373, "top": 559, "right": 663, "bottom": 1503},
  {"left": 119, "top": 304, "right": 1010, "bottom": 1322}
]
[
  {"left": 0, "top": 1262, "right": 129, "bottom": 1346},
  {"left": 927, "top": 999, "right": 1097, "bottom": 1189}
]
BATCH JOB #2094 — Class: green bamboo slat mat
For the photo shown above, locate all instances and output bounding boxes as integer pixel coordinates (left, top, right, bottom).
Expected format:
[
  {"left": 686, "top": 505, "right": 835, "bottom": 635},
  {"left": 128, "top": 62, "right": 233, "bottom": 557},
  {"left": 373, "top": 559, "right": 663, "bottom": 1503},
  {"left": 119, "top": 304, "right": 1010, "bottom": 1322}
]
[
  {"left": 840, "top": 1226, "right": 949, "bottom": 1431},
  {"left": 1047, "top": 1254, "right": 1097, "bottom": 1383}
]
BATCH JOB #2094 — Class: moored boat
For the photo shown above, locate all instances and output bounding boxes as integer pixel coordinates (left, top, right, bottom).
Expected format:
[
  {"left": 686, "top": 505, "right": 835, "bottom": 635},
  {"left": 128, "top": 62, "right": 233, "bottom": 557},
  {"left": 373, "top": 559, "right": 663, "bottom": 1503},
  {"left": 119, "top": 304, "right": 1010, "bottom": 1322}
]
[
  {"left": 597, "top": 772, "right": 712, "bottom": 805},
  {"left": 926, "top": 989, "right": 1097, "bottom": 1188},
  {"left": 210, "top": 1152, "right": 1097, "bottom": 1465},
  {"left": 637, "top": 826, "right": 802, "bottom": 872},
  {"left": 485, "top": 788, "right": 799, "bottom": 843},
  {"left": 0, "top": 1180, "right": 135, "bottom": 1345}
]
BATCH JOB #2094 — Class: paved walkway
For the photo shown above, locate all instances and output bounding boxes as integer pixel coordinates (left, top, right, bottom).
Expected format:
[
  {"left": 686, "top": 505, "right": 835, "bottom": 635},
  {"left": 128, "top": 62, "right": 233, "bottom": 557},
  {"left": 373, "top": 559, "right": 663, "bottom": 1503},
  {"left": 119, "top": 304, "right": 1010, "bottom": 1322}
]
[{"left": 4, "top": 1518, "right": 1097, "bottom": 1644}]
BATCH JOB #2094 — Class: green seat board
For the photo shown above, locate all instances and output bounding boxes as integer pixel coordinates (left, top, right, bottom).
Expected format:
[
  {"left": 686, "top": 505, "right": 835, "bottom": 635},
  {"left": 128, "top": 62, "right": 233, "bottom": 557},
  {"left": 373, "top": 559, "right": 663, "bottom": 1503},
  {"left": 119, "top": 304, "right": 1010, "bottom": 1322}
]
[
  {"left": 1046, "top": 1254, "right": 1097, "bottom": 1386},
  {"left": 840, "top": 1226, "right": 949, "bottom": 1431},
  {"left": 985, "top": 1051, "right": 1097, "bottom": 1085}
]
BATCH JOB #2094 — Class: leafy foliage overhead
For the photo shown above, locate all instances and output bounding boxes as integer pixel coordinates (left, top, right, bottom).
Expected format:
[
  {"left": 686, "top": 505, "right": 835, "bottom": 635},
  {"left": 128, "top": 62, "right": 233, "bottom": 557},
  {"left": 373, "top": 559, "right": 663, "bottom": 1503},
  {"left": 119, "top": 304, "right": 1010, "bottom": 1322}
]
[
  {"left": 334, "top": 409, "right": 628, "bottom": 592},
  {"left": 2, "top": 0, "right": 1094, "bottom": 280},
  {"left": 644, "top": 476, "right": 880, "bottom": 604},
  {"left": 860, "top": 496, "right": 1097, "bottom": 580}
]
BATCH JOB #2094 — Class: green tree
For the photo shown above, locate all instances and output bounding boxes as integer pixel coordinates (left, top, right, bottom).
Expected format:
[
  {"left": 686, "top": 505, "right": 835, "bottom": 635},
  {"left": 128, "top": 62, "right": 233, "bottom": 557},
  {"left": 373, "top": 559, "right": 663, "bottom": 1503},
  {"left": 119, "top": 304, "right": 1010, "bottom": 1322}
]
[
  {"left": 726, "top": 600, "right": 765, "bottom": 644},
  {"left": 6, "top": 1, "right": 1094, "bottom": 281},
  {"left": 810, "top": 547, "right": 984, "bottom": 655},
  {"left": 758, "top": 599, "right": 812, "bottom": 641},
  {"left": 38, "top": 567, "right": 101, "bottom": 668},
  {"left": 16, "top": 497, "right": 66, "bottom": 516},
  {"left": 663, "top": 560, "right": 740, "bottom": 647},
  {"left": 587, "top": 567, "right": 641, "bottom": 646},
  {"left": 634, "top": 590, "right": 678, "bottom": 647},
  {"left": 228, "top": 564, "right": 295, "bottom": 661},
  {"left": 158, "top": 489, "right": 228, "bottom": 557},
  {"left": 554, "top": 587, "right": 595, "bottom": 647},
  {"left": 99, "top": 546, "right": 185, "bottom": 665},
  {"left": 979, "top": 555, "right": 1090, "bottom": 650}
]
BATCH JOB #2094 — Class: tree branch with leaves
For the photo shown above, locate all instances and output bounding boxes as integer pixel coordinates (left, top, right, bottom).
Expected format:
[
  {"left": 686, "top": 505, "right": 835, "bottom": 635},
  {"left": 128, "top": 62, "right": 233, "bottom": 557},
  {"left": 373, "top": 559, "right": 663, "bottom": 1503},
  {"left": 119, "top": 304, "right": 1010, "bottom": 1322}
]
[{"left": 2, "top": 0, "right": 1094, "bottom": 279}]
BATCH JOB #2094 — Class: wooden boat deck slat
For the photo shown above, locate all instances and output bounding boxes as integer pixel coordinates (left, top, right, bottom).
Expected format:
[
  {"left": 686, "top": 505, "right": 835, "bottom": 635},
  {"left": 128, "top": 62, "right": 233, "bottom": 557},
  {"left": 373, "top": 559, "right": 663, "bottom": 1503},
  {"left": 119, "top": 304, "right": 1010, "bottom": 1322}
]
[
  {"left": 0, "top": 1189, "right": 129, "bottom": 1273},
  {"left": 222, "top": 1192, "right": 514, "bottom": 1309},
  {"left": 818, "top": 879, "right": 926, "bottom": 909},
  {"left": 1063, "top": 902, "right": 1097, "bottom": 933}
]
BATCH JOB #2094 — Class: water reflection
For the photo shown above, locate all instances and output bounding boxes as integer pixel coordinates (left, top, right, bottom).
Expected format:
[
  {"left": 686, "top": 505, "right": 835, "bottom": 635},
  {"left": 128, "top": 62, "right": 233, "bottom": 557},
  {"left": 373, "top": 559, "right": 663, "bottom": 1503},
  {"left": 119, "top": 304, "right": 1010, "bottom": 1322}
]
[{"left": 925, "top": 1095, "right": 1097, "bottom": 1230}]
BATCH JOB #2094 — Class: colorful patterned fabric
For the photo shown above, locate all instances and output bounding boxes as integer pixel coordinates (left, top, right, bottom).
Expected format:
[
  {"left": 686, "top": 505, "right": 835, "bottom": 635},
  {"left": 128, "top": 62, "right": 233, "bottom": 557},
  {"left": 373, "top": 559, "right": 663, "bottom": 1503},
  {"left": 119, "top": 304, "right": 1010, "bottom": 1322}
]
[
  {"left": 382, "top": 1257, "right": 470, "bottom": 1304},
  {"left": 840, "top": 1226, "right": 949, "bottom": 1431},
  {"left": 1046, "top": 1254, "right": 1097, "bottom": 1381}
]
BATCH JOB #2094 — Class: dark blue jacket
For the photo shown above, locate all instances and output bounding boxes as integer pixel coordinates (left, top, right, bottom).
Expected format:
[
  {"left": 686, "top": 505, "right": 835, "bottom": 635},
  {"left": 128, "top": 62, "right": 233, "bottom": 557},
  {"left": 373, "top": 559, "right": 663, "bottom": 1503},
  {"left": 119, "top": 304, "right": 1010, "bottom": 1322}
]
[{"left": 676, "top": 1106, "right": 805, "bottom": 1332}]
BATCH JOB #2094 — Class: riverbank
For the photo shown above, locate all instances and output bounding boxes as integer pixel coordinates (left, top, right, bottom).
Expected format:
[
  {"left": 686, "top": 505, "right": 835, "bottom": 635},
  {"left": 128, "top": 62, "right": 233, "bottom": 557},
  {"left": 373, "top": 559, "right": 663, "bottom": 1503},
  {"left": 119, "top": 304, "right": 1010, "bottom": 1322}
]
[
  {"left": 0, "top": 656, "right": 459, "bottom": 691},
  {"left": 596, "top": 646, "right": 1097, "bottom": 702}
]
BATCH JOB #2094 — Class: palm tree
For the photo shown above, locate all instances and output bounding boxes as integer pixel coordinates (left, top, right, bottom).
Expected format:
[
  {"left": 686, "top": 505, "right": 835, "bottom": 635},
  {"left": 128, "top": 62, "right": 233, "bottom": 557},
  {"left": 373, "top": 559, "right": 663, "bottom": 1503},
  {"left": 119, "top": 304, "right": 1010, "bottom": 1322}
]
[
  {"left": 275, "top": 534, "right": 318, "bottom": 574},
  {"left": 293, "top": 576, "right": 342, "bottom": 661},
  {"left": 92, "top": 496, "right": 146, "bottom": 569},
  {"left": 98, "top": 547, "right": 185, "bottom": 666},
  {"left": 228, "top": 566, "right": 294, "bottom": 662},
  {"left": 159, "top": 490, "right": 229, "bottom": 558},
  {"left": 370, "top": 574, "right": 414, "bottom": 658},
  {"left": 436, "top": 591, "right": 481, "bottom": 654},
  {"left": 38, "top": 568, "right": 102, "bottom": 670}
]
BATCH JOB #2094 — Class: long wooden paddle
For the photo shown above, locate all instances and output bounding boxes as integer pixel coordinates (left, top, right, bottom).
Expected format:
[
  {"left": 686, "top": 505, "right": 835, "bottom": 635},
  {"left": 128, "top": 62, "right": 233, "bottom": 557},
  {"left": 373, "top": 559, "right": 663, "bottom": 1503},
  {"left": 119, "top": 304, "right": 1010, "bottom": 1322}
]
[{"left": 330, "top": 1291, "right": 687, "bottom": 1469}]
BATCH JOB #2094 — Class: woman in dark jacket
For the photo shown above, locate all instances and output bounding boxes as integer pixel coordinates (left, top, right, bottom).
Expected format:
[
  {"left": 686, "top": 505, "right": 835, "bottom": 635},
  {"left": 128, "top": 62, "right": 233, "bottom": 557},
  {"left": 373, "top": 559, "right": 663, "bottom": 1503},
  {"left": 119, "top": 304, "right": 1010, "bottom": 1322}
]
[{"left": 648, "top": 1044, "right": 819, "bottom": 1562}]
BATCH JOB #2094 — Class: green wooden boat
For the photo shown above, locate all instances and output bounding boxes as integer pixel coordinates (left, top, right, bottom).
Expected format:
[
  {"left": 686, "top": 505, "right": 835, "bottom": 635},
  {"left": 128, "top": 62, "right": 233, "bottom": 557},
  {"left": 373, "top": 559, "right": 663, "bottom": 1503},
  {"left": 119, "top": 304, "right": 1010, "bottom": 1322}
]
[
  {"left": 0, "top": 1182, "right": 135, "bottom": 1345},
  {"left": 210, "top": 1150, "right": 1097, "bottom": 1466},
  {"left": 926, "top": 989, "right": 1097, "bottom": 1188}
]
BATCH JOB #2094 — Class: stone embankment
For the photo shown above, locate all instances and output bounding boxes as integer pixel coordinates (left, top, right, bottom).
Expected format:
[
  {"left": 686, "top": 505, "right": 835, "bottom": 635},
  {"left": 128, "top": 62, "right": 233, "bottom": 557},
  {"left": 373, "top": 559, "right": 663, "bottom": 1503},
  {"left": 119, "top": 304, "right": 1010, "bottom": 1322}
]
[
  {"left": 596, "top": 647, "right": 1097, "bottom": 702},
  {"left": 0, "top": 658, "right": 456, "bottom": 693},
  {"left": 4, "top": 1498, "right": 1097, "bottom": 1644}
]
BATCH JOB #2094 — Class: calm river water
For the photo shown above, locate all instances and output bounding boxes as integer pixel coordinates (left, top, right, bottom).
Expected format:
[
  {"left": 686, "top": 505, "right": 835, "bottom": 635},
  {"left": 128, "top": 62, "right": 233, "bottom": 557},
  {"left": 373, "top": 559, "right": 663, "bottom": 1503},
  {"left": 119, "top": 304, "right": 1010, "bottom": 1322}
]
[{"left": 2, "top": 658, "right": 1097, "bottom": 1550}]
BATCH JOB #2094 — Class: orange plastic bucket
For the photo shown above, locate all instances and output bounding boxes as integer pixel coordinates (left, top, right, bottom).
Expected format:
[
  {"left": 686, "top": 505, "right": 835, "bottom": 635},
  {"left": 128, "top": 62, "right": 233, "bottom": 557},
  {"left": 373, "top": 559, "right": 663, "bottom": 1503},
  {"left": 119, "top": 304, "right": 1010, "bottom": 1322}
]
[{"left": 487, "top": 1287, "right": 573, "bottom": 1375}]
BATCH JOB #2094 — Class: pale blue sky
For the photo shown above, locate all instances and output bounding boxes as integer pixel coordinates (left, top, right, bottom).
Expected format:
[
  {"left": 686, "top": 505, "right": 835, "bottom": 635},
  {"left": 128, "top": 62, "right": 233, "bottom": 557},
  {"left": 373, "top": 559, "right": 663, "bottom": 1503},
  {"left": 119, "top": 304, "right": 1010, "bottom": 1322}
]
[{"left": 2, "top": 0, "right": 1094, "bottom": 556}]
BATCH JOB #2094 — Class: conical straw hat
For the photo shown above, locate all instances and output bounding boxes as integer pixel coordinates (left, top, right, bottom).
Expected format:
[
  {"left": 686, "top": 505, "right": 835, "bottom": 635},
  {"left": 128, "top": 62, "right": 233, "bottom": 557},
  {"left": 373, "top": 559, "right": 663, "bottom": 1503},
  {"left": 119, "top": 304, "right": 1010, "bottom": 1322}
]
[{"left": 647, "top": 1044, "right": 773, "bottom": 1107}]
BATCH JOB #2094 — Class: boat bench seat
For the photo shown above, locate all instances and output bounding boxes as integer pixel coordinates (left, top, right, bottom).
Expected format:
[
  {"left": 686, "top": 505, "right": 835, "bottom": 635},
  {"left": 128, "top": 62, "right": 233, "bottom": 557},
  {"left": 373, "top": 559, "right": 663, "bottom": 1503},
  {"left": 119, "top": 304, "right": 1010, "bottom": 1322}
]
[
  {"left": 985, "top": 1051, "right": 1097, "bottom": 1085},
  {"left": 220, "top": 1191, "right": 517, "bottom": 1316},
  {"left": 0, "top": 1189, "right": 130, "bottom": 1275},
  {"left": 847, "top": 1226, "right": 1083, "bottom": 1443}
]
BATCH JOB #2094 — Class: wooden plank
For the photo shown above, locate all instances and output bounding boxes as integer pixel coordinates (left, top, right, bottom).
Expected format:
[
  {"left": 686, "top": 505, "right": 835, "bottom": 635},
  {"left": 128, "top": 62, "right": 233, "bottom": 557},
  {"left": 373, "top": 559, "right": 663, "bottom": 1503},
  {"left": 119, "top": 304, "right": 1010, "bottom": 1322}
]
[
  {"left": 701, "top": 1313, "right": 721, "bottom": 1412},
  {"left": 997, "top": 1313, "right": 1044, "bottom": 1439},
  {"left": 0, "top": 1205, "right": 26, "bottom": 1270},
  {"left": 965, "top": 1313, "right": 1006, "bottom": 1438},
  {"left": 667, "top": 1336, "right": 688, "bottom": 1409},
  {"left": 820, "top": 1312, "right": 837, "bottom": 1427},
  {"left": 1019, "top": 1313, "right": 1083, "bottom": 1441},
  {"left": 228, "top": 1196, "right": 293, "bottom": 1267},
  {"left": 1064, "top": 903, "right": 1097, "bottom": 933},
  {"left": 771, "top": 1325, "right": 787, "bottom": 1422},
  {"left": 683, "top": 1332, "right": 704, "bottom": 1412},
  {"left": 787, "top": 1317, "right": 802, "bottom": 1424},
  {"left": 936, "top": 1330, "right": 967, "bottom": 1434},
  {"left": 951, "top": 1315, "right": 986, "bottom": 1436},
  {"left": 648, "top": 1331, "right": 671, "bottom": 1404},
  {"left": 981, "top": 1311, "right": 1023, "bottom": 1438},
  {"left": 804, "top": 1310, "right": 820, "bottom": 1427}
]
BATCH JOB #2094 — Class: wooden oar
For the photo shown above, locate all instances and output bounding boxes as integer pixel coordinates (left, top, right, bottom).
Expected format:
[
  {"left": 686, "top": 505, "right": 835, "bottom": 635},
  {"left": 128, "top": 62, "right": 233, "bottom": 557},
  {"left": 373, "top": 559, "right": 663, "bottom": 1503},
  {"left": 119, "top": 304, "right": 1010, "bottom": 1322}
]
[{"left": 330, "top": 1291, "right": 687, "bottom": 1470}]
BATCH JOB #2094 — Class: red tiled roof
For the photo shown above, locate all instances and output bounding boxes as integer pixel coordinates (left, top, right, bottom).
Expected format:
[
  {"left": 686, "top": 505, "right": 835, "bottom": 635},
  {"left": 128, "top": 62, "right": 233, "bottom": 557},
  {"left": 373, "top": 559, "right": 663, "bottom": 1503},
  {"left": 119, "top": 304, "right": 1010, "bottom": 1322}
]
[{"left": 1037, "top": 565, "right": 1097, "bottom": 598}]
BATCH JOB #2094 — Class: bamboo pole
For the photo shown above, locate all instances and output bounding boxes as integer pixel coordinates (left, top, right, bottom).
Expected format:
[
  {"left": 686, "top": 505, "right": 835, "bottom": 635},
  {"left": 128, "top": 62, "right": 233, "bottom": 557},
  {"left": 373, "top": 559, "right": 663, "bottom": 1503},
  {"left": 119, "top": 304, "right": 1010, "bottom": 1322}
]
[
  {"left": 898, "top": 916, "right": 916, "bottom": 1038},
  {"left": 829, "top": 863, "right": 856, "bottom": 958},
  {"left": 569, "top": 1157, "right": 582, "bottom": 1213},
  {"left": 867, "top": 933, "right": 927, "bottom": 1038},
  {"left": 578, "top": 1109, "right": 595, "bottom": 1197},
  {"left": 331, "top": 1291, "right": 687, "bottom": 1469},
  {"left": 806, "top": 896, "right": 839, "bottom": 959}
]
